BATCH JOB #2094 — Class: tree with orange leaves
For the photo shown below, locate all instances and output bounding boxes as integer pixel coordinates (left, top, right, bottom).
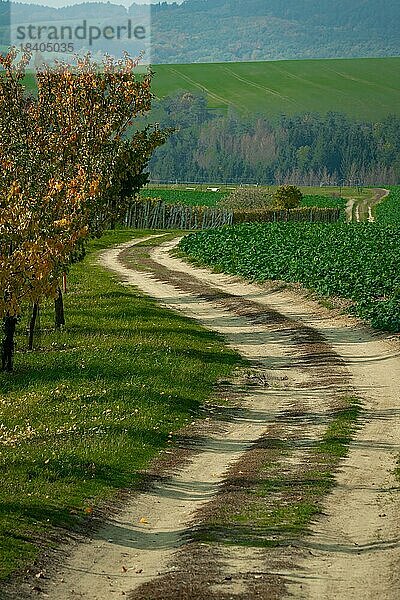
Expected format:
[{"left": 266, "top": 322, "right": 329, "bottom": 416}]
[{"left": 0, "top": 49, "right": 167, "bottom": 370}]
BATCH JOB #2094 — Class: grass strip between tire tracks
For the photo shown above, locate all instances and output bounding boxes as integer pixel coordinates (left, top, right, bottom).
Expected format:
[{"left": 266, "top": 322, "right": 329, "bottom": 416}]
[{"left": 193, "top": 397, "right": 362, "bottom": 548}]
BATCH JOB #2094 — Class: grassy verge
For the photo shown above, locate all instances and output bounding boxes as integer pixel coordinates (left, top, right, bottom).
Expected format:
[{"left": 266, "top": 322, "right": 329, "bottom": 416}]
[
  {"left": 194, "top": 397, "right": 362, "bottom": 547},
  {"left": 0, "top": 229, "right": 240, "bottom": 581}
]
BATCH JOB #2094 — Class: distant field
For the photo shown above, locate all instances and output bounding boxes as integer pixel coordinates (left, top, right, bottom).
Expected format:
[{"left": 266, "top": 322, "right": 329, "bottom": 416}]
[
  {"left": 22, "top": 57, "right": 400, "bottom": 120},
  {"left": 151, "top": 57, "right": 400, "bottom": 120},
  {"left": 142, "top": 185, "right": 375, "bottom": 206},
  {"left": 140, "top": 188, "right": 227, "bottom": 206}
]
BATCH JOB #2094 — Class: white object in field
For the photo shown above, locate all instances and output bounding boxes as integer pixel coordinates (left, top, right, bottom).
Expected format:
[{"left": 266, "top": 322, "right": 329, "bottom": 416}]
[{"left": 368, "top": 206, "right": 375, "bottom": 223}]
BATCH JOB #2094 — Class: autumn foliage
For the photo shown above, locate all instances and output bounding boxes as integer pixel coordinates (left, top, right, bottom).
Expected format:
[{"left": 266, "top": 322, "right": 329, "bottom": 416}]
[{"left": 0, "top": 49, "right": 165, "bottom": 320}]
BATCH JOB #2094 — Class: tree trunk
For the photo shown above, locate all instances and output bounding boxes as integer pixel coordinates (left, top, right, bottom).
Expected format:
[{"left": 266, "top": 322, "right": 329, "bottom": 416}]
[
  {"left": 55, "top": 287, "right": 65, "bottom": 329},
  {"left": 1, "top": 316, "right": 17, "bottom": 372},
  {"left": 28, "top": 303, "right": 39, "bottom": 351}
]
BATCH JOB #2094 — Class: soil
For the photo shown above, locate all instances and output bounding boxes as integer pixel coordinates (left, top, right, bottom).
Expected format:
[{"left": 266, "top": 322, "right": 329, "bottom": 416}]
[{"left": 26, "top": 233, "right": 400, "bottom": 600}]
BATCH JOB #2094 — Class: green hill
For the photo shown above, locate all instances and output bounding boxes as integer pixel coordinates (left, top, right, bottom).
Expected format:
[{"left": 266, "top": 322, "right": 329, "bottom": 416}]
[
  {"left": 22, "top": 56, "right": 400, "bottom": 121},
  {"left": 152, "top": 57, "right": 400, "bottom": 121},
  {"left": 151, "top": 0, "right": 400, "bottom": 64},
  {"left": 6, "top": 0, "right": 400, "bottom": 63},
  {"left": 7, "top": 0, "right": 400, "bottom": 64}
]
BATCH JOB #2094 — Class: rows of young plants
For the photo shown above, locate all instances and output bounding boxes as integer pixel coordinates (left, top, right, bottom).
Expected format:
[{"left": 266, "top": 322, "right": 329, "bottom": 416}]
[{"left": 179, "top": 216, "right": 400, "bottom": 331}]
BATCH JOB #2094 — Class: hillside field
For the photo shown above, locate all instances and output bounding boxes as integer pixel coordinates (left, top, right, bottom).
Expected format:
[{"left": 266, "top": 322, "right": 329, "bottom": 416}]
[
  {"left": 21, "top": 57, "right": 400, "bottom": 121},
  {"left": 151, "top": 57, "right": 400, "bottom": 120}
]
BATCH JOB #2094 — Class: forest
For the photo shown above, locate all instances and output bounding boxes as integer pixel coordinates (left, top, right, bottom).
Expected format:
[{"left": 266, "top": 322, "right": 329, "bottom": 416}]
[
  {"left": 151, "top": 0, "right": 399, "bottom": 63},
  {"left": 147, "top": 92, "right": 400, "bottom": 185},
  {"left": 3, "top": 0, "right": 399, "bottom": 63}
]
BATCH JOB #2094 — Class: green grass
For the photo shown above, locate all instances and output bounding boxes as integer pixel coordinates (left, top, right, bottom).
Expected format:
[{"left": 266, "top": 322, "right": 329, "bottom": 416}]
[
  {"left": 150, "top": 57, "right": 400, "bottom": 120},
  {"left": 0, "top": 229, "right": 240, "bottom": 580},
  {"left": 301, "top": 194, "right": 347, "bottom": 211},
  {"left": 318, "top": 399, "right": 362, "bottom": 458},
  {"left": 195, "top": 397, "right": 362, "bottom": 547},
  {"left": 243, "top": 399, "right": 361, "bottom": 540},
  {"left": 23, "top": 57, "right": 400, "bottom": 121}
]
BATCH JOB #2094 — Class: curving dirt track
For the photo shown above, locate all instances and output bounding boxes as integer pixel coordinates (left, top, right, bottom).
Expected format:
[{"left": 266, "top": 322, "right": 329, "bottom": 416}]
[
  {"left": 40, "top": 235, "right": 400, "bottom": 600},
  {"left": 346, "top": 188, "right": 390, "bottom": 222}
]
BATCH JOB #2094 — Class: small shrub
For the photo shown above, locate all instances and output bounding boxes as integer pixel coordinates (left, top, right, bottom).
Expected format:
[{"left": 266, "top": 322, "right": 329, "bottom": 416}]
[{"left": 273, "top": 185, "right": 303, "bottom": 209}]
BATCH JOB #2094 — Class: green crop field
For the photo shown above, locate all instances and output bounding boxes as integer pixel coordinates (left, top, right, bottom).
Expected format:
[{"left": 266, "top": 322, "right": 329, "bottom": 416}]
[
  {"left": 22, "top": 57, "right": 400, "bottom": 120},
  {"left": 179, "top": 188, "right": 400, "bottom": 332},
  {"left": 151, "top": 57, "right": 400, "bottom": 120},
  {"left": 301, "top": 195, "right": 347, "bottom": 215},
  {"left": 376, "top": 187, "right": 400, "bottom": 225}
]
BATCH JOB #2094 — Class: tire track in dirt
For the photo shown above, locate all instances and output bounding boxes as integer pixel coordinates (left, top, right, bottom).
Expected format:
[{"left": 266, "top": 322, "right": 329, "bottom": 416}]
[
  {"left": 361, "top": 187, "right": 390, "bottom": 222},
  {"left": 40, "top": 234, "right": 400, "bottom": 600},
  {"left": 39, "top": 235, "right": 354, "bottom": 600},
  {"left": 346, "top": 188, "right": 389, "bottom": 223},
  {"left": 149, "top": 238, "right": 400, "bottom": 600}
]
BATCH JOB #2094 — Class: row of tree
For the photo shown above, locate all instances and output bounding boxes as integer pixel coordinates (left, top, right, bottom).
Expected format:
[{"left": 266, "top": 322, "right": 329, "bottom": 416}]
[
  {"left": 0, "top": 50, "right": 167, "bottom": 371},
  {"left": 146, "top": 93, "right": 400, "bottom": 185}
]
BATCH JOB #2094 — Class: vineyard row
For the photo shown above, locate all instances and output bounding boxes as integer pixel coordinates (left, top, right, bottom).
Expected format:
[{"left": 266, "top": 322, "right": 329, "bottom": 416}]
[{"left": 125, "top": 199, "right": 342, "bottom": 229}]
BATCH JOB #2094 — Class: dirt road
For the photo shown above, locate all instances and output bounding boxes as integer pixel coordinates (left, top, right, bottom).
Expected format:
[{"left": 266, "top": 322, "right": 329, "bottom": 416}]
[
  {"left": 41, "top": 235, "right": 400, "bottom": 600},
  {"left": 346, "top": 188, "right": 389, "bottom": 222}
]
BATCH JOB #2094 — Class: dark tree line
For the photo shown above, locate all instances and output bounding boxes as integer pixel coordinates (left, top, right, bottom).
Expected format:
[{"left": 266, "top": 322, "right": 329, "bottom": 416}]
[{"left": 147, "top": 93, "right": 400, "bottom": 185}]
